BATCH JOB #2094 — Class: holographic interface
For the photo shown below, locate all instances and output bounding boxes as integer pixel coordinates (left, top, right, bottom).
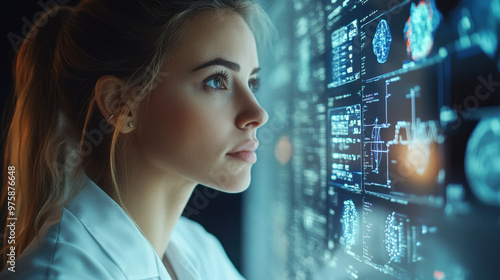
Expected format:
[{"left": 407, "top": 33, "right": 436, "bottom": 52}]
[{"left": 246, "top": 0, "right": 500, "bottom": 279}]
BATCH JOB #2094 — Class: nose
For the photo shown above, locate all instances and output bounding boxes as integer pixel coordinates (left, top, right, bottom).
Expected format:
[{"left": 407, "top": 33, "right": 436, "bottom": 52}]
[{"left": 235, "top": 87, "right": 269, "bottom": 129}]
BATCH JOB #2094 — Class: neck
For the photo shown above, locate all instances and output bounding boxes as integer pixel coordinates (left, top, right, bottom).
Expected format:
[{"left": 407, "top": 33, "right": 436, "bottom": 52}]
[{"left": 85, "top": 148, "right": 196, "bottom": 259}]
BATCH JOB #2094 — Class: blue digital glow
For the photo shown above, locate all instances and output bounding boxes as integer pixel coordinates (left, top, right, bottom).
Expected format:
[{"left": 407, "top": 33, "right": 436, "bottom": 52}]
[
  {"left": 465, "top": 117, "right": 500, "bottom": 206},
  {"left": 329, "top": 105, "right": 362, "bottom": 191},
  {"left": 465, "top": 0, "right": 500, "bottom": 66},
  {"left": 372, "top": 19, "right": 392, "bottom": 64},
  {"left": 404, "top": 0, "right": 442, "bottom": 61},
  {"left": 370, "top": 117, "right": 383, "bottom": 174},
  {"left": 329, "top": 19, "right": 360, "bottom": 88},
  {"left": 384, "top": 212, "right": 403, "bottom": 263},
  {"left": 246, "top": 0, "right": 500, "bottom": 278},
  {"left": 298, "top": 38, "right": 312, "bottom": 92},
  {"left": 341, "top": 199, "right": 359, "bottom": 246}
]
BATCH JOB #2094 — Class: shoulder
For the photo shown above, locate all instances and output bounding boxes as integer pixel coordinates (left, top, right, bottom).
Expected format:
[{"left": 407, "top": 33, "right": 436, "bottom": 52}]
[
  {"left": 170, "top": 216, "right": 245, "bottom": 280},
  {"left": 0, "top": 207, "right": 123, "bottom": 280},
  {"left": 1, "top": 174, "right": 166, "bottom": 280}
]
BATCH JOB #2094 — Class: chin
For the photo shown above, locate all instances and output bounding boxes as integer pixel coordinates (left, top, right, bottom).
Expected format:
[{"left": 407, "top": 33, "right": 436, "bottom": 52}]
[
  {"left": 205, "top": 166, "right": 252, "bottom": 193},
  {"left": 221, "top": 180, "right": 251, "bottom": 193}
]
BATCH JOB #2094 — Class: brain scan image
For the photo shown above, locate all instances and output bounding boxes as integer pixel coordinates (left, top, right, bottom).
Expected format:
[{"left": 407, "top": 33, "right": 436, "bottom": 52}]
[
  {"left": 384, "top": 212, "right": 404, "bottom": 263},
  {"left": 341, "top": 199, "right": 359, "bottom": 246},
  {"left": 404, "top": 0, "right": 442, "bottom": 61},
  {"left": 373, "top": 19, "right": 392, "bottom": 63}
]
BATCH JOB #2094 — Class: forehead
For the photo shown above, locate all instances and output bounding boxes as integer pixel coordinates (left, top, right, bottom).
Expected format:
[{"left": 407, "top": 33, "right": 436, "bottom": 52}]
[{"left": 166, "top": 9, "right": 259, "bottom": 72}]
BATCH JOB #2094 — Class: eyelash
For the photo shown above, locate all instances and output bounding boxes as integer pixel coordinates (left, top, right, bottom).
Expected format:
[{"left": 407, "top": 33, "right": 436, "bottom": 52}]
[
  {"left": 203, "top": 71, "right": 261, "bottom": 93},
  {"left": 249, "top": 77, "right": 261, "bottom": 93},
  {"left": 203, "top": 70, "right": 229, "bottom": 92}
]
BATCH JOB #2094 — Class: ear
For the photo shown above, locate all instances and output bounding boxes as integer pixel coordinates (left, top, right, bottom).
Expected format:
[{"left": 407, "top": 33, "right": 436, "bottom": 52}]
[{"left": 94, "top": 75, "right": 136, "bottom": 133}]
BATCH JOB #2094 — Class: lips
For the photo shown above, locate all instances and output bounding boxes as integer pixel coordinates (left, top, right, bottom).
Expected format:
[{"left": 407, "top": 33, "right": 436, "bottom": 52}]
[{"left": 227, "top": 141, "right": 259, "bottom": 164}]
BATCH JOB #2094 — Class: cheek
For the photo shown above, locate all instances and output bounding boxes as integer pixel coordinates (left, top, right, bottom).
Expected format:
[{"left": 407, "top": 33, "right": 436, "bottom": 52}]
[
  {"left": 135, "top": 85, "right": 251, "bottom": 192},
  {"left": 137, "top": 89, "right": 228, "bottom": 171}
]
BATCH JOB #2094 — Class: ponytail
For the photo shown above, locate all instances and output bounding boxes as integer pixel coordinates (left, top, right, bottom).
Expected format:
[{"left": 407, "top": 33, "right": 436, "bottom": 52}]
[{"left": 1, "top": 6, "right": 76, "bottom": 268}]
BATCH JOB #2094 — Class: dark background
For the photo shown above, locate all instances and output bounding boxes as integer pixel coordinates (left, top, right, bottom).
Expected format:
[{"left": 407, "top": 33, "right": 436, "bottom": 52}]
[{"left": 1, "top": 0, "right": 244, "bottom": 273}]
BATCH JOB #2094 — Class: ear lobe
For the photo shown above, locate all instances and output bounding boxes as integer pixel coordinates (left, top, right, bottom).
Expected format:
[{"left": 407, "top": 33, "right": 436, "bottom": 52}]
[{"left": 94, "top": 75, "right": 136, "bottom": 133}]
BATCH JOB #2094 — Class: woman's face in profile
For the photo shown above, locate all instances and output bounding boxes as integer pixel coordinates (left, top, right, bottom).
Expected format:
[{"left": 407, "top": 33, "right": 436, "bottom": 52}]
[{"left": 136, "top": 9, "right": 268, "bottom": 192}]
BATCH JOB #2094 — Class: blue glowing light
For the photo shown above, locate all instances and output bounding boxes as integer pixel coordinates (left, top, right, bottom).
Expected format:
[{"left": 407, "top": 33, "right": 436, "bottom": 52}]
[
  {"left": 371, "top": 117, "right": 383, "bottom": 174},
  {"left": 404, "top": 0, "right": 442, "bottom": 61},
  {"left": 372, "top": 19, "right": 392, "bottom": 63},
  {"left": 384, "top": 212, "right": 402, "bottom": 263},
  {"left": 341, "top": 199, "right": 358, "bottom": 246},
  {"left": 465, "top": 117, "right": 500, "bottom": 206}
]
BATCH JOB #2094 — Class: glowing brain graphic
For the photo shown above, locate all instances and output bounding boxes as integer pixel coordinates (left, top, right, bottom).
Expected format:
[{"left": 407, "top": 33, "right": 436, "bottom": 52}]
[
  {"left": 384, "top": 212, "right": 402, "bottom": 263},
  {"left": 341, "top": 199, "right": 358, "bottom": 246},
  {"left": 404, "top": 0, "right": 442, "bottom": 61},
  {"left": 372, "top": 19, "right": 392, "bottom": 63}
]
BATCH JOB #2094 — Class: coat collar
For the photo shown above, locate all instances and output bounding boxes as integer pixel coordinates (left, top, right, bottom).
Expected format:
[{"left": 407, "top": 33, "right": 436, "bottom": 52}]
[{"left": 65, "top": 172, "right": 172, "bottom": 280}]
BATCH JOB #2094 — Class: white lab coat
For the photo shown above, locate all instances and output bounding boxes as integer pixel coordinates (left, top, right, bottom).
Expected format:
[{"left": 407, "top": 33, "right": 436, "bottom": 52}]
[{"left": 0, "top": 172, "right": 245, "bottom": 280}]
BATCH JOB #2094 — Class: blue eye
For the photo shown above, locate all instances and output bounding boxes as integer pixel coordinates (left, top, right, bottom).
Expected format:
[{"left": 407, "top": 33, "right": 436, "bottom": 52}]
[
  {"left": 204, "top": 71, "right": 229, "bottom": 92},
  {"left": 206, "top": 77, "right": 223, "bottom": 89},
  {"left": 249, "top": 77, "right": 261, "bottom": 93}
]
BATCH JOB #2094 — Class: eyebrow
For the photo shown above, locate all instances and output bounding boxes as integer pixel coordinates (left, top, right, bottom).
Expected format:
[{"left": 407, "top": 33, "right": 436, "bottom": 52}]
[{"left": 191, "top": 58, "right": 261, "bottom": 75}]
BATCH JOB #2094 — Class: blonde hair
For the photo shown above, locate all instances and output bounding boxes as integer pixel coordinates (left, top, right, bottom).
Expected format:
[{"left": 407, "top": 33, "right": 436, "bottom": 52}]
[{"left": 1, "top": 0, "right": 273, "bottom": 267}]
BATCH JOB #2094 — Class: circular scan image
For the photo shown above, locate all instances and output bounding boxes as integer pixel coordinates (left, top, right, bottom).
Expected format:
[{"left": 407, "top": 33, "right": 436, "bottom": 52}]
[{"left": 465, "top": 117, "right": 500, "bottom": 206}]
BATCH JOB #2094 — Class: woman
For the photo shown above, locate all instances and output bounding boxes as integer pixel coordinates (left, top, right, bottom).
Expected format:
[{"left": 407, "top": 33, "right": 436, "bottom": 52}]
[{"left": 0, "top": 0, "right": 272, "bottom": 279}]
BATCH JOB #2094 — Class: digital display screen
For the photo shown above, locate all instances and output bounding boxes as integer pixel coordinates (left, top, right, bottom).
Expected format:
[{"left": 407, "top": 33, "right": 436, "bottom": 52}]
[{"left": 245, "top": 0, "right": 500, "bottom": 279}]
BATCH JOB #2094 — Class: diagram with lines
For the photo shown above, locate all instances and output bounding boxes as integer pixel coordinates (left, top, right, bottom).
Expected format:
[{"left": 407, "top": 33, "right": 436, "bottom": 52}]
[{"left": 362, "top": 72, "right": 443, "bottom": 195}]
